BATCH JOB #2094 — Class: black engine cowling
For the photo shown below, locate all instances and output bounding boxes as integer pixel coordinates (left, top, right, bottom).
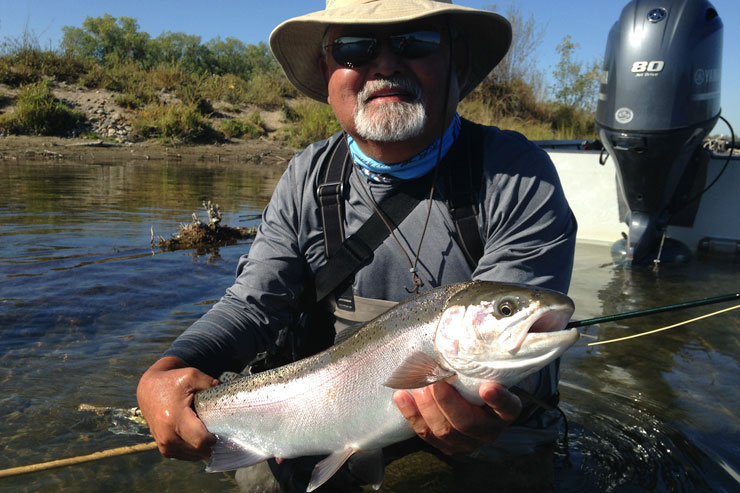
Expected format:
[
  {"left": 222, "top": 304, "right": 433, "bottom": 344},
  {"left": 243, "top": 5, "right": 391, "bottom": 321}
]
[{"left": 595, "top": 0, "right": 723, "bottom": 264}]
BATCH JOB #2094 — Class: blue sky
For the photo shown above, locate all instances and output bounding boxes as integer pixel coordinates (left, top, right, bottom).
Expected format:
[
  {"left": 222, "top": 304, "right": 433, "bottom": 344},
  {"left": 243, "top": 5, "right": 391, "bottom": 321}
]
[{"left": 1, "top": 0, "right": 738, "bottom": 131}]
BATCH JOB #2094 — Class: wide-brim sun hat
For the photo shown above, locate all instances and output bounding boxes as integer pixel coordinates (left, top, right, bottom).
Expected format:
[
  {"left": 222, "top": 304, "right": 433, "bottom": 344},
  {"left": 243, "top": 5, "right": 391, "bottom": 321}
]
[{"left": 269, "top": 0, "right": 512, "bottom": 103}]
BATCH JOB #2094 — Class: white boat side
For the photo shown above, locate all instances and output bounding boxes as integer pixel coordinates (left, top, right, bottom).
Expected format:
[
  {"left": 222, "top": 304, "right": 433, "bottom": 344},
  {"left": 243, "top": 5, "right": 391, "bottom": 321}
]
[{"left": 546, "top": 149, "right": 740, "bottom": 253}]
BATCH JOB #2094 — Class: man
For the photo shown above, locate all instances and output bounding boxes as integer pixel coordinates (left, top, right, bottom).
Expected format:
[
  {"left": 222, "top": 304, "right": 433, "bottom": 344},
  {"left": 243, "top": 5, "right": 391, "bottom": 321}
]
[{"left": 137, "top": 0, "right": 577, "bottom": 490}]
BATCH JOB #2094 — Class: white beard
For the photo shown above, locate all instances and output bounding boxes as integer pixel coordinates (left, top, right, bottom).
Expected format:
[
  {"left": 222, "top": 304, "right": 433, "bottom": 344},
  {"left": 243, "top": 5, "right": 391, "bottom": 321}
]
[{"left": 353, "top": 77, "right": 427, "bottom": 142}]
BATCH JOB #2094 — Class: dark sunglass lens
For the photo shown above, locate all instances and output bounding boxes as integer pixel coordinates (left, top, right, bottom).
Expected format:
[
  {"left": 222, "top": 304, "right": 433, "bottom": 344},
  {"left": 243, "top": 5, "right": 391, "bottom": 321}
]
[
  {"left": 390, "top": 31, "right": 440, "bottom": 58},
  {"left": 330, "top": 37, "right": 378, "bottom": 68}
]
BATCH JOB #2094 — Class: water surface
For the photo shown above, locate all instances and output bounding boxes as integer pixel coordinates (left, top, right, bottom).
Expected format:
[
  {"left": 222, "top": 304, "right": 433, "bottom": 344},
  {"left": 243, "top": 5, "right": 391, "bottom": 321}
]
[{"left": 0, "top": 159, "right": 738, "bottom": 492}]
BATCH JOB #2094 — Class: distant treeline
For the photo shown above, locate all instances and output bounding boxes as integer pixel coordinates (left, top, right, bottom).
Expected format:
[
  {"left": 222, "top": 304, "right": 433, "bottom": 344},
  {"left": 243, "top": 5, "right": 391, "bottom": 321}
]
[
  {"left": 0, "top": 9, "right": 599, "bottom": 145},
  {"left": 60, "top": 15, "right": 280, "bottom": 80}
]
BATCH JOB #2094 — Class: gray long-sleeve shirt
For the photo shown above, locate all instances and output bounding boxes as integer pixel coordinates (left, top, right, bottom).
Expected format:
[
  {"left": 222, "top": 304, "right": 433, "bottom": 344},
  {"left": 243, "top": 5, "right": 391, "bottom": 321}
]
[{"left": 165, "top": 121, "right": 577, "bottom": 385}]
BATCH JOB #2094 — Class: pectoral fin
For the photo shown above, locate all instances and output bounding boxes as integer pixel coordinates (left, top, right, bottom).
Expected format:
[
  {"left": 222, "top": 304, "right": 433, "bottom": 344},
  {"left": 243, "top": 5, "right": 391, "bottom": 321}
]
[
  {"left": 307, "top": 448, "right": 356, "bottom": 492},
  {"left": 383, "top": 352, "right": 456, "bottom": 389},
  {"left": 205, "top": 435, "right": 269, "bottom": 472}
]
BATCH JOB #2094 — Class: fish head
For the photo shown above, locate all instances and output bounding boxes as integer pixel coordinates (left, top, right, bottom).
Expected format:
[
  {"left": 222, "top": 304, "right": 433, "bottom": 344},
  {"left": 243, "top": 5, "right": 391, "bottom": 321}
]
[{"left": 434, "top": 282, "right": 578, "bottom": 386}]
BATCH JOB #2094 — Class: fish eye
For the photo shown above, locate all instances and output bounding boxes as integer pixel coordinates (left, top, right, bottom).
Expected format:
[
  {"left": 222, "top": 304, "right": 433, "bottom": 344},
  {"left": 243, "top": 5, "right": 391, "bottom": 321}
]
[{"left": 497, "top": 298, "right": 519, "bottom": 317}]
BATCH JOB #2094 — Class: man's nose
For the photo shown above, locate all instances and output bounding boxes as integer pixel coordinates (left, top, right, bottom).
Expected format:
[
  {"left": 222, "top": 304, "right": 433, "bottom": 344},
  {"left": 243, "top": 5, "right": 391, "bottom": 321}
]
[{"left": 369, "top": 39, "right": 405, "bottom": 77}]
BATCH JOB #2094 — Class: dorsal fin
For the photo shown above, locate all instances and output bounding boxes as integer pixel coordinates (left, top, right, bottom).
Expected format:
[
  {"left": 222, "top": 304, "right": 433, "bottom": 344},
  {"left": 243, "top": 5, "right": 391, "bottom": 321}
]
[{"left": 333, "top": 322, "right": 364, "bottom": 345}]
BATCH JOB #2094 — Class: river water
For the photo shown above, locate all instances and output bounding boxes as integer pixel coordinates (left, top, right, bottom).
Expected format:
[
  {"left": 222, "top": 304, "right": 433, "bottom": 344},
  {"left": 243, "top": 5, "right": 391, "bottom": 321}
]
[{"left": 1, "top": 158, "right": 738, "bottom": 492}]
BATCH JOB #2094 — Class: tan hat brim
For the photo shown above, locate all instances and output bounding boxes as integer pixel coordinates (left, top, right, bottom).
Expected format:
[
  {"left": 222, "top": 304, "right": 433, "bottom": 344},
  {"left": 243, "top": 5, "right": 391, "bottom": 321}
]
[{"left": 269, "top": 1, "right": 511, "bottom": 103}]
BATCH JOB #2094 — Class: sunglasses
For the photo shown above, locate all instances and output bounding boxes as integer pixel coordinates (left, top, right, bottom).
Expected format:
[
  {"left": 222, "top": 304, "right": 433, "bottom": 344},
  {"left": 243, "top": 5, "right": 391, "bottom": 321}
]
[{"left": 326, "top": 31, "right": 441, "bottom": 68}]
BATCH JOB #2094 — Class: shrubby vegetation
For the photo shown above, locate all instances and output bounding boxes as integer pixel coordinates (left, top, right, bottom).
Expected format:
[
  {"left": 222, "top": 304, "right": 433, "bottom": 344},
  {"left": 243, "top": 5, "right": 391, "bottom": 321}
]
[
  {"left": 0, "top": 8, "right": 600, "bottom": 144},
  {"left": 282, "top": 100, "right": 343, "bottom": 148},
  {"left": 0, "top": 80, "right": 83, "bottom": 135},
  {"left": 458, "top": 2, "right": 598, "bottom": 138},
  {"left": 218, "top": 112, "right": 268, "bottom": 139},
  {"left": 132, "top": 102, "right": 220, "bottom": 145}
]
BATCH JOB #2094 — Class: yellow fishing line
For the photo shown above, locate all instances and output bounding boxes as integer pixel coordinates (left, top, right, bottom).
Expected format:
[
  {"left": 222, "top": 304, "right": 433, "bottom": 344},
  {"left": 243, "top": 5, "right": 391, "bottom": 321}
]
[{"left": 587, "top": 304, "right": 740, "bottom": 346}]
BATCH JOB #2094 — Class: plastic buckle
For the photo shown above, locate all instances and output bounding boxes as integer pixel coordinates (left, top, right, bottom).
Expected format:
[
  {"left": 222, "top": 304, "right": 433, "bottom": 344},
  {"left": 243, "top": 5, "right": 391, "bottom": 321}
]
[{"left": 318, "top": 181, "right": 344, "bottom": 198}]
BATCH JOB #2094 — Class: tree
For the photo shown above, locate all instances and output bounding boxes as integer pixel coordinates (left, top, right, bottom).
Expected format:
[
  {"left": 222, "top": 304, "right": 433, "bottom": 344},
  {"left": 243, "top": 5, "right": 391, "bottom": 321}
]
[
  {"left": 551, "top": 35, "right": 600, "bottom": 111},
  {"left": 61, "top": 14, "right": 151, "bottom": 66},
  {"left": 206, "top": 38, "right": 279, "bottom": 79},
  {"left": 486, "top": 2, "right": 546, "bottom": 94},
  {"left": 151, "top": 31, "right": 202, "bottom": 64}
]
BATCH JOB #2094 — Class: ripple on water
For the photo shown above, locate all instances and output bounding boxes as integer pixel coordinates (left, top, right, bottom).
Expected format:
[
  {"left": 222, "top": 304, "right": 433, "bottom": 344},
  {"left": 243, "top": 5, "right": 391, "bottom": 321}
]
[{"left": 555, "top": 382, "right": 740, "bottom": 492}]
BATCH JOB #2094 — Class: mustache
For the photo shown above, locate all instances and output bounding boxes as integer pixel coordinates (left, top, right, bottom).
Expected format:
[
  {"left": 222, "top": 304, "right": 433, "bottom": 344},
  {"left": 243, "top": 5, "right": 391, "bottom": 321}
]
[{"left": 356, "top": 76, "right": 422, "bottom": 106}]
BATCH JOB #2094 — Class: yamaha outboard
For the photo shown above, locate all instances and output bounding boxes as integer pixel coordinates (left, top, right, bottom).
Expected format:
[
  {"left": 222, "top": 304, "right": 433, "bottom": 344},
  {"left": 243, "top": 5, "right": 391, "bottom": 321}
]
[{"left": 595, "top": 0, "right": 723, "bottom": 265}]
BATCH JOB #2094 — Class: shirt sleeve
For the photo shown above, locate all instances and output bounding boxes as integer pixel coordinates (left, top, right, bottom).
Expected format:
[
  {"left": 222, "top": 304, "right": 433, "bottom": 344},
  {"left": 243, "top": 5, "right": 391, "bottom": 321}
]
[
  {"left": 162, "top": 143, "right": 327, "bottom": 378},
  {"left": 474, "top": 128, "right": 577, "bottom": 295}
]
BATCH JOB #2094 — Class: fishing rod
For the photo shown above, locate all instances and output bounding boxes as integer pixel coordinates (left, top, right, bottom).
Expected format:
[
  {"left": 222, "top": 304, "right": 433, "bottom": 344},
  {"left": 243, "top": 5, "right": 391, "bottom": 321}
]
[
  {"left": 0, "top": 442, "right": 158, "bottom": 478},
  {"left": 566, "top": 292, "right": 739, "bottom": 329}
]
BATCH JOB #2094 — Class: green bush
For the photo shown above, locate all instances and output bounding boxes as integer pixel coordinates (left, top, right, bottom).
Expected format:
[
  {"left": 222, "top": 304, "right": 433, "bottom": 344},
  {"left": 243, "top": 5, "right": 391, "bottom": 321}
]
[
  {"left": 281, "top": 103, "right": 300, "bottom": 123},
  {"left": 171, "top": 73, "right": 214, "bottom": 113},
  {"left": 0, "top": 80, "right": 84, "bottom": 135},
  {"left": 78, "top": 63, "right": 105, "bottom": 88},
  {"left": 458, "top": 75, "right": 598, "bottom": 140},
  {"left": 132, "top": 102, "right": 221, "bottom": 144},
  {"left": 550, "top": 104, "right": 597, "bottom": 138},
  {"left": 0, "top": 49, "right": 88, "bottom": 86},
  {"left": 219, "top": 112, "right": 267, "bottom": 139},
  {"left": 284, "top": 101, "right": 341, "bottom": 147},
  {"left": 18, "top": 50, "right": 87, "bottom": 82},
  {"left": 147, "top": 64, "right": 187, "bottom": 92},
  {"left": 0, "top": 56, "right": 38, "bottom": 86},
  {"left": 244, "top": 72, "right": 297, "bottom": 108},
  {"left": 115, "top": 93, "right": 146, "bottom": 109},
  {"left": 99, "top": 61, "right": 148, "bottom": 93},
  {"left": 460, "top": 76, "right": 549, "bottom": 126},
  {"left": 201, "top": 73, "right": 251, "bottom": 105}
]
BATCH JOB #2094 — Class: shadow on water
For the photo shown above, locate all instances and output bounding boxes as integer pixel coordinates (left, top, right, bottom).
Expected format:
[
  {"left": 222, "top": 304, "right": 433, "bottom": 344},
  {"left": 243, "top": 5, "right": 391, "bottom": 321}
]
[{"left": 0, "top": 161, "right": 738, "bottom": 491}]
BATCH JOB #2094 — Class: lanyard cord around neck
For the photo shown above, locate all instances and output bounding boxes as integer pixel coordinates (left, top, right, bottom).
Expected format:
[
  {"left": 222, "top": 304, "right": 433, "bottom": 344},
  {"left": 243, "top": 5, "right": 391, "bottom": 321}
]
[{"left": 353, "top": 22, "right": 455, "bottom": 294}]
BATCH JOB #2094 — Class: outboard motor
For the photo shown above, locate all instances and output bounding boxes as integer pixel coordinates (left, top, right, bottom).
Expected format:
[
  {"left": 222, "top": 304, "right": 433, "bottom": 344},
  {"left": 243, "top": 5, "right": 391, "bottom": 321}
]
[{"left": 595, "top": 0, "right": 723, "bottom": 264}]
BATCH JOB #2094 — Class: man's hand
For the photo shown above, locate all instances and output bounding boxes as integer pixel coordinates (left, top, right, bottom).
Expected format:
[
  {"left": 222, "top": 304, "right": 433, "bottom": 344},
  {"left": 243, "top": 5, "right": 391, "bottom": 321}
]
[
  {"left": 393, "top": 381, "right": 522, "bottom": 455},
  {"left": 136, "top": 356, "right": 219, "bottom": 460}
]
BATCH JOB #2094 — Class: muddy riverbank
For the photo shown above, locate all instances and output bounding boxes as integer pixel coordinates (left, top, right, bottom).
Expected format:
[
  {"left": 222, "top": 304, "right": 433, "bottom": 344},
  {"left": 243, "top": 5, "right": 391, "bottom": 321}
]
[{"left": 0, "top": 134, "right": 297, "bottom": 165}]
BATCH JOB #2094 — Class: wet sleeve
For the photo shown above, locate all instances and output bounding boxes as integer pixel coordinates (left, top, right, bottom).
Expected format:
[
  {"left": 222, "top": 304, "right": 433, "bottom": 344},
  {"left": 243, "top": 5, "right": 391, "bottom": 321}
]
[{"left": 162, "top": 156, "right": 311, "bottom": 378}]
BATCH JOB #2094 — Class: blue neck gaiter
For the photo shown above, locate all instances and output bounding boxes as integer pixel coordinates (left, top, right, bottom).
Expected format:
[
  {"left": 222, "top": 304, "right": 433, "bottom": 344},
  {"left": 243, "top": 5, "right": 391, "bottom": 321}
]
[{"left": 347, "top": 113, "right": 461, "bottom": 182}]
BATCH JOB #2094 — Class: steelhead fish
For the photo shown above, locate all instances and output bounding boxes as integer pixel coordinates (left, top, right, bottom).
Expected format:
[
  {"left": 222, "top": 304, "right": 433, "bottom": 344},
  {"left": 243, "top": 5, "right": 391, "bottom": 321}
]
[{"left": 194, "top": 281, "right": 578, "bottom": 491}]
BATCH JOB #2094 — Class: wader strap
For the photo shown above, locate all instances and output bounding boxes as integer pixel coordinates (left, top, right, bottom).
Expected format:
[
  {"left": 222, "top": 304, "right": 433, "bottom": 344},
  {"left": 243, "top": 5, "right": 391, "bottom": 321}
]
[
  {"left": 314, "top": 178, "right": 431, "bottom": 304},
  {"left": 318, "top": 138, "right": 352, "bottom": 258},
  {"left": 317, "top": 137, "right": 356, "bottom": 309},
  {"left": 447, "top": 120, "right": 485, "bottom": 270}
]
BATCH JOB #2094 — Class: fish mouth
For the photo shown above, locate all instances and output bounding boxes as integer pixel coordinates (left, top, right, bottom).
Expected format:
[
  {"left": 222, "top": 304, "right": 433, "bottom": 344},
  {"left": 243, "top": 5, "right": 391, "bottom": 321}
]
[
  {"left": 505, "top": 303, "right": 576, "bottom": 353},
  {"left": 529, "top": 304, "right": 574, "bottom": 333}
]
